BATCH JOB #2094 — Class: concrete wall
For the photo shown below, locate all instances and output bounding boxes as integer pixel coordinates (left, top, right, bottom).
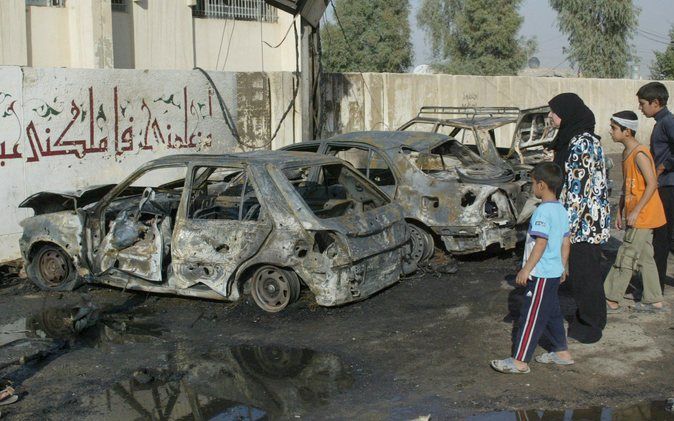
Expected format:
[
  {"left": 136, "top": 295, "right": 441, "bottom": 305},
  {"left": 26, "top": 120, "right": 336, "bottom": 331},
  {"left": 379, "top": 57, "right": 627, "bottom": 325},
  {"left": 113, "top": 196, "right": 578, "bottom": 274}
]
[
  {"left": 321, "top": 73, "right": 674, "bottom": 154},
  {"left": 0, "top": 0, "right": 27, "bottom": 66},
  {"left": 0, "top": 65, "right": 282, "bottom": 262},
  {"left": 1, "top": 0, "right": 299, "bottom": 72}
]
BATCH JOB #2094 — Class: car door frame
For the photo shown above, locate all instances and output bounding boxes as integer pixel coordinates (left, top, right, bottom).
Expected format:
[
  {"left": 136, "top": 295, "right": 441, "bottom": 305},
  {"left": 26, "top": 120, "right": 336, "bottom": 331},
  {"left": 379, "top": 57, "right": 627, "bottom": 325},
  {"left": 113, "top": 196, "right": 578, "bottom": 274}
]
[{"left": 169, "top": 162, "right": 274, "bottom": 297}]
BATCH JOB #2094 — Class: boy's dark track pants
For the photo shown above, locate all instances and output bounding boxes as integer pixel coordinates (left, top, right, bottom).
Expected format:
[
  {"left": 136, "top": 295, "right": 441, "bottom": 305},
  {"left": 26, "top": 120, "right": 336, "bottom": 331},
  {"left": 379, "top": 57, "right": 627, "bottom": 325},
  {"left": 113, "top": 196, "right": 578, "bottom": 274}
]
[{"left": 512, "top": 276, "right": 567, "bottom": 363}]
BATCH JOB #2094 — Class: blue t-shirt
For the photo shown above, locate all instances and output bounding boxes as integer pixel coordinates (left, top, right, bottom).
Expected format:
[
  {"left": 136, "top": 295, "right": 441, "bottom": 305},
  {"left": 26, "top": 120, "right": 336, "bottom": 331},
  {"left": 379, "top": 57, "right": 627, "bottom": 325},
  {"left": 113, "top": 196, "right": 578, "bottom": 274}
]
[{"left": 522, "top": 201, "right": 570, "bottom": 278}]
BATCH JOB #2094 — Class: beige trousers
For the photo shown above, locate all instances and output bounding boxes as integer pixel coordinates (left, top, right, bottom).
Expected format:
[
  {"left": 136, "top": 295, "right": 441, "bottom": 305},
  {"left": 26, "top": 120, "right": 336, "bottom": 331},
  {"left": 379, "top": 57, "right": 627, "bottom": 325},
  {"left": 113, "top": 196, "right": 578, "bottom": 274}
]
[{"left": 604, "top": 227, "right": 664, "bottom": 304}]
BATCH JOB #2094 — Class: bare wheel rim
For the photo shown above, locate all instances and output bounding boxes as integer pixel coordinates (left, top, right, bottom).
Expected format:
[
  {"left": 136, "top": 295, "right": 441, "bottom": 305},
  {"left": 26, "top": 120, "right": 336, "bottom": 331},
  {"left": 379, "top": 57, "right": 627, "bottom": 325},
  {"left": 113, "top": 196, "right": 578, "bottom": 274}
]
[
  {"left": 253, "top": 267, "right": 292, "bottom": 312},
  {"left": 420, "top": 229, "right": 435, "bottom": 262},
  {"left": 408, "top": 226, "right": 427, "bottom": 265},
  {"left": 38, "top": 249, "right": 70, "bottom": 287}
]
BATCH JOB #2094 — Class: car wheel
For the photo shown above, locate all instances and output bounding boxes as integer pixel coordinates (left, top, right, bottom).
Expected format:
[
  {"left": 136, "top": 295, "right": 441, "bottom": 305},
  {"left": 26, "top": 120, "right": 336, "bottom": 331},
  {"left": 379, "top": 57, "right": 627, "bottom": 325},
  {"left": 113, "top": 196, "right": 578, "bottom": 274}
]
[
  {"left": 406, "top": 224, "right": 433, "bottom": 270},
  {"left": 28, "top": 244, "right": 80, "bottom": 291},
  {"left": 251, "top": 266, "right": 300, "bottom": 313}
]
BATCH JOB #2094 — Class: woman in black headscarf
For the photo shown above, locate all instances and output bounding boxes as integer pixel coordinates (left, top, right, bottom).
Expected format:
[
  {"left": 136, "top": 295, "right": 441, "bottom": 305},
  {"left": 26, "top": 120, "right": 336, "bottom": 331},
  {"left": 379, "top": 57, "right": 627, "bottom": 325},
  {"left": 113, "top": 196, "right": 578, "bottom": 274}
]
[{"left": 548, "top": 93, "right": 611, "bottom": 344}]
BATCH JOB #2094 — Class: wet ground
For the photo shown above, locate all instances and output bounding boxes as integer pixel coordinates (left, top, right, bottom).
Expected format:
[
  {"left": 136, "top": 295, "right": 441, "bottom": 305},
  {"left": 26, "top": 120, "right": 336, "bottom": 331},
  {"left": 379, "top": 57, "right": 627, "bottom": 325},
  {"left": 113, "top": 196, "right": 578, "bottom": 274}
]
[
  {"left": 2, "top": 154, "right": 674, "bottom": 420},
  {"left": 1, "top": 241, "right": 674, "bottom": 420}
]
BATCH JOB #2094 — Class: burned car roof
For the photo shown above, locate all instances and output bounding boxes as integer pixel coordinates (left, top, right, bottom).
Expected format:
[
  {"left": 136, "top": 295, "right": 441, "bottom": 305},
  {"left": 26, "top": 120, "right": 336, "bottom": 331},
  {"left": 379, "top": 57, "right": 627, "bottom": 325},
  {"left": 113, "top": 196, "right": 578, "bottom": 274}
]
[
  {"left": 301, "top": 131, "right": 450, "bottom": 152},
  {"left": 397, "top": 106, "right": 544, "bottom": 131},
  {"left": 144, "top": 150, "right": 341, "bottom": 168}
]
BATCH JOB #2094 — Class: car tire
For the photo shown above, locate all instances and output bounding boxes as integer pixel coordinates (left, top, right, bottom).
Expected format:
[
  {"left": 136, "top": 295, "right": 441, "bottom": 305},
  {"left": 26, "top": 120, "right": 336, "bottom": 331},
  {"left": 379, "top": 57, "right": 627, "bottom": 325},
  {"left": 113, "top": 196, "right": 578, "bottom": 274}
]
[
  {"left": 28, "top": 244, "right": 81, "bottom": 291},
  {"left": 405, "top": 224, "right": 434, "bottom": 272},
  {"left": 251, "top": 266, "right": 300, "bottom": 313}
]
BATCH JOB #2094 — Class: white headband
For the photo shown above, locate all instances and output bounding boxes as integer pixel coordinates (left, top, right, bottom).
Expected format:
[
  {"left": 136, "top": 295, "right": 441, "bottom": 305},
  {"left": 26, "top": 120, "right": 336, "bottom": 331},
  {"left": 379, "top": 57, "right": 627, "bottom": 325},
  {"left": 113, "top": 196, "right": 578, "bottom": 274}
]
[{"left": 612, "top": 116, "right": 638, "bottom": 132}]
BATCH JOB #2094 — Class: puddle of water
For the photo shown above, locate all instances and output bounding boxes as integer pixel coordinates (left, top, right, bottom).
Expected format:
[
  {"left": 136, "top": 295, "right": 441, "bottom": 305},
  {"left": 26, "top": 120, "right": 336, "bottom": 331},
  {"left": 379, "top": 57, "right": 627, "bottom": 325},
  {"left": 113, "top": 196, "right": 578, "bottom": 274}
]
[
  {"left": 469, "top": 399, "right": 674, "bottom": 420},
  {"left": 0, "top": 304, "right": 168, "bottom": 372},
  {"left": 80, "top": 345, "right": 353, "bottom": 420}
]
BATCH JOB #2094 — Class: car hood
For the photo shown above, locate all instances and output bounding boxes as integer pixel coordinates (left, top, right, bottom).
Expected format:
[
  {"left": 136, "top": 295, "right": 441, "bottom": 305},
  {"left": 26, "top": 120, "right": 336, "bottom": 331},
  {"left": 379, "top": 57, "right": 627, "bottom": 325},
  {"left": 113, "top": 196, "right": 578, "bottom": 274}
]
[{"left": 19, "top": 184, "right": 116, "bottom": 215}]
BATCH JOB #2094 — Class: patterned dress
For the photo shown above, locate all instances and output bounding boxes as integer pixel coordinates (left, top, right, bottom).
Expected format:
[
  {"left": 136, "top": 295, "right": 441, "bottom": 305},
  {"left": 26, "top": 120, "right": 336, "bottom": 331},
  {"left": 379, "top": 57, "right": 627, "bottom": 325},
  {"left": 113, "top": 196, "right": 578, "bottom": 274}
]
[{"left": 559, "top": 132, "right": 611, "bottom": 244}]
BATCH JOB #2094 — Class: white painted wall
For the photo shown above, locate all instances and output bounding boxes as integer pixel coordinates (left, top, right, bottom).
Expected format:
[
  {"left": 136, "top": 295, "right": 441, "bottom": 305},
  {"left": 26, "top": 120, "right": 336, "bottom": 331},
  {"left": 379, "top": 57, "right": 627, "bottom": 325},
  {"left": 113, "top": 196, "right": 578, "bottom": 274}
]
[
  {"left": 1, "top": 0, "right": 299, "bottom": 73},
  {"left": 0, "top": 66, "right": 238, "bottom": 262},
  {"left": 0, "top": 0, "right": 27, "bottom": 66}
]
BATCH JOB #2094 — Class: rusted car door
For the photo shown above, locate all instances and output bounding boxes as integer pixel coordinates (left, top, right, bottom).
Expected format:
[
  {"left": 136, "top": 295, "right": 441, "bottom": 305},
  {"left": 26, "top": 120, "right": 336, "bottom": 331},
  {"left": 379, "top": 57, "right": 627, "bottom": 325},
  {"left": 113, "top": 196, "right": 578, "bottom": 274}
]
[{"left": 170, "top": 165, "right": 273, "bottom": 294}]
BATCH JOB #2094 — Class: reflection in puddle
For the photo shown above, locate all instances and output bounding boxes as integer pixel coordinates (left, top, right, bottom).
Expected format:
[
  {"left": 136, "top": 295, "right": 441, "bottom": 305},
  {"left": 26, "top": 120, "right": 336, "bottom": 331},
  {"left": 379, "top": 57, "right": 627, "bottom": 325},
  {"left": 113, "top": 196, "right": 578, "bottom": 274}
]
[
  {"left": 80, "top": 345, "right": 353, "bottom": 420},
  {"left": 470, "top": 399, "right": 674, "bottom": 420},
  {"left": 0, "top": 304, "right": 166, "bottom": 376}
]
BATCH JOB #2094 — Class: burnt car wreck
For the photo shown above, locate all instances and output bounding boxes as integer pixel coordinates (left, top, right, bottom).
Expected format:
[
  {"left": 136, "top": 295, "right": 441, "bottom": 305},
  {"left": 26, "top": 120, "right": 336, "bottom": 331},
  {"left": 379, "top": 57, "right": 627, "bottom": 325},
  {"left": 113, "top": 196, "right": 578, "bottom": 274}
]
[
  {"left": 397, "top": 106, "right": 557, "bottom": 170},
  {"left": 19, "top": 152, "right": 412, "bottom": 312},
  {"left": 281, "top": 132, "right": 537, "bottom": 265}
]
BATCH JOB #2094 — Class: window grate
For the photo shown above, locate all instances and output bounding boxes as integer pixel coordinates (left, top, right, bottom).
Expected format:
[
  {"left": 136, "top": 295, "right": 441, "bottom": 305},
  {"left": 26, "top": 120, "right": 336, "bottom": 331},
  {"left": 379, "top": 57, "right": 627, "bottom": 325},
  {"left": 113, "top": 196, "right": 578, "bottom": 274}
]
[
  {"left": 192, "top": 0, "right": 278, "bottom": 23},
  {"left": 111, "top": 0, "right": 127, "bottom": 13},
  {"left": 26, "top": 0, "right": 65, "bottom": 6}
]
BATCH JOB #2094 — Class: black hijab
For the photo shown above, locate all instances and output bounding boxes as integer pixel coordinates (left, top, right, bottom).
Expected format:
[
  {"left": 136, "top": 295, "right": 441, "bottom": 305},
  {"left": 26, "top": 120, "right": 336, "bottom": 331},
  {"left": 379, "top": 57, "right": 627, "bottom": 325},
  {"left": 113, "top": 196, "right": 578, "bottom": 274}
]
[{"left": 548, "top": 93, "right": 596, "bottom": 168}]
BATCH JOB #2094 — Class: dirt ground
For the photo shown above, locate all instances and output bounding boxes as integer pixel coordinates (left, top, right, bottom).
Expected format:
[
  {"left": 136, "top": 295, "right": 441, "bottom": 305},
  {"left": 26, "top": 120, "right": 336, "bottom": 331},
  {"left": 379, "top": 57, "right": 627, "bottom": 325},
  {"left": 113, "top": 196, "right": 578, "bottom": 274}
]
[{"left": 1, "top": 155, "right": 674, "bottom": 420}]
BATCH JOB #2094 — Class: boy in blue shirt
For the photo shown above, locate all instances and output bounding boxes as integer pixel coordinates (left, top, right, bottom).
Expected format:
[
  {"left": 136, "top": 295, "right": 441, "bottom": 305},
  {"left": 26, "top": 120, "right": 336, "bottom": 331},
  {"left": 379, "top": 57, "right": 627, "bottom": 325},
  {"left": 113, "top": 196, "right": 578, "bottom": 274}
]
[{"left": 491, "top": 162, "right": 574, "bottom": 374}]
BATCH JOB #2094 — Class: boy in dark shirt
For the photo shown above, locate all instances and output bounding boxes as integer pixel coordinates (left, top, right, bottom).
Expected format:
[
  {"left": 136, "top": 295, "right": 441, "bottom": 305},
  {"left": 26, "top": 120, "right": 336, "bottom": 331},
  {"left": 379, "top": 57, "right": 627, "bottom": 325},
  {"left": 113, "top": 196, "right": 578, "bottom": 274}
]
[{"left": 637, "top": 82, "right": 674, "bottom": 293}]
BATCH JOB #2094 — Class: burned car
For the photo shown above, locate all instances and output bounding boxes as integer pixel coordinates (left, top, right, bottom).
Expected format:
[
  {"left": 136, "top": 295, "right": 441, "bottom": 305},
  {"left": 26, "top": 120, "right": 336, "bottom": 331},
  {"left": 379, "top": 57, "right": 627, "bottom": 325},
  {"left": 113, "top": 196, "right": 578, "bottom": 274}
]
[
  {"left": 398, "top": 106, "right": 557, "bottom": 171},
  {"left": 281, "top": 132, "right": 535, "bottom": 265},
  {"left": 398, "top": 106, "right": 613, "bottom": 193},
  {"left": 19, "top": 152, "right": 411, "bottom": 312}
]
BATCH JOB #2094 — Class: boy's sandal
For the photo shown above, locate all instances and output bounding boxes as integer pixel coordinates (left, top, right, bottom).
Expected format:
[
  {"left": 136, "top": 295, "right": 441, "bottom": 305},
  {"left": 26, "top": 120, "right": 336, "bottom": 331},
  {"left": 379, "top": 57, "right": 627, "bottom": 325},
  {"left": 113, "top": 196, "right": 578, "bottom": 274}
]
[
  {"left": 606, "top": 304, "right": 624, "bottom": 314},
  {"left": 0, "top": 386, "right": 18, "bottom": 406},
  {"left": 534, "top": 352, "right": 574, "bottom": 365},
  {"left": 632, "top": 302, "right": 667, "bottom": 313},
  {"left": 490, "top": 358, "right": 530, "bottom": 374}
]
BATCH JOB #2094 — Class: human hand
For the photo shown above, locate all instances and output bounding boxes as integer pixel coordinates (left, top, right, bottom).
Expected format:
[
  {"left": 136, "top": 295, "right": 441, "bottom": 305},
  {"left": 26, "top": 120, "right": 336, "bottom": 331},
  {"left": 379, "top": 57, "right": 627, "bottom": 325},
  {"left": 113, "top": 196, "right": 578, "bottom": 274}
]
[
  {"left": 515, "top": 268, "right": 530, "bottom": 286},
  {"left": 560, "top": 270, "right": 567, "bottom": 284},
  {"left": 615, "top": 212, "right": 623, "bottom": 230},
  {"left": 626, "top": 210, "right": 638, "bottom": 227}
]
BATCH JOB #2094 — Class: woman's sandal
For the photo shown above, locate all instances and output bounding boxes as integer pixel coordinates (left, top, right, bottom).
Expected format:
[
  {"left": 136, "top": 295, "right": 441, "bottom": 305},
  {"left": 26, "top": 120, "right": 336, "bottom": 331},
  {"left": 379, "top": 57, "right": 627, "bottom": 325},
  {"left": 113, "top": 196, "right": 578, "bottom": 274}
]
[{"left": 490, "top": 358, "right": 530, "bottom": 374}]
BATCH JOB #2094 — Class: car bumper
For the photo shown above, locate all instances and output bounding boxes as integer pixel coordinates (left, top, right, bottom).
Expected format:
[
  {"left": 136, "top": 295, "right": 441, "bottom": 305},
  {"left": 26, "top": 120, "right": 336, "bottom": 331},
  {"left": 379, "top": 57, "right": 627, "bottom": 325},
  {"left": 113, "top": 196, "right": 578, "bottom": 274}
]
[
  {"left": 310, "top": 246, "right": 404, "bottom": 307},
  {"left": 435, "top": 223, "right": 517, "bottom": 254}
]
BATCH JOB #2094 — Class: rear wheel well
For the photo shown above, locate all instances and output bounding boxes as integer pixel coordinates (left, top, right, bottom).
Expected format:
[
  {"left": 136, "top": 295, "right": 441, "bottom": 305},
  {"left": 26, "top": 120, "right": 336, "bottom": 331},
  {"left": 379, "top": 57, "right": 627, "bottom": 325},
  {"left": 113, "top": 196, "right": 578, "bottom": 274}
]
[{"left": 404, "top": 219, "right": 440, "bottom": 249}]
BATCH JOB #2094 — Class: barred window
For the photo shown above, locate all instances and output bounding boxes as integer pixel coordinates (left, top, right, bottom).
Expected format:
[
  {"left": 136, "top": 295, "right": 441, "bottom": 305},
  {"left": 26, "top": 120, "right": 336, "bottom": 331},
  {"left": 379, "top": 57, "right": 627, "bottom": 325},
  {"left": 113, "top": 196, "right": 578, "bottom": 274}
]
[
  {"left": 192, "top": 0, "right": 278, "bottom": 23},
  {"left": 26, "top": 0, "right": 65, "bottom": 6},
  {"left": 111, "top": 0, "right": 127, "bottom": 13}
]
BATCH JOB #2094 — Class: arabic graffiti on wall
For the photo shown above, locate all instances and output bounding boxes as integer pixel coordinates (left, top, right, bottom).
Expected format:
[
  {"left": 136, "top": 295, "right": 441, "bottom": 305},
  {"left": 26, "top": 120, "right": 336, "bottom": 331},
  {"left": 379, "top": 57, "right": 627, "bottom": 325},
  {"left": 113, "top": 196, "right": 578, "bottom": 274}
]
[{"left": 0, "top": 85, "right": 216, "bottom": 167}]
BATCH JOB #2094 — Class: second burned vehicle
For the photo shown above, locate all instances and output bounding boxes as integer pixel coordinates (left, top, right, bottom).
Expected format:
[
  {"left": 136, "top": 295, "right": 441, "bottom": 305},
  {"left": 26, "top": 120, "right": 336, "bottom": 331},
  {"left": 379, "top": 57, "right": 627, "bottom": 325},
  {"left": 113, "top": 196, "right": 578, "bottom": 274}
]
[
  {"left": 18, "top": 152, "right": 412, "bottom": 312},
  {"left": 281, "top": 132, "right": 536, "bottom": 266}
]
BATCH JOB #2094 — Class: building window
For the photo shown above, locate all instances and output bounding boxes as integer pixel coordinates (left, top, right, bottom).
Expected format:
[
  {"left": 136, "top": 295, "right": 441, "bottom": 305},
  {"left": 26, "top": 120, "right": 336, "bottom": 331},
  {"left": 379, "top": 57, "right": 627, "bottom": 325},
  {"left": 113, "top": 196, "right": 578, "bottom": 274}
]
[
  {"left": 26, "top": 0, "right": 65, "bottom": 6},
  {"left": 192, "top": 0, "right": 278, "bottom": 23},
  {"left": 111, "top": 0, "right": 127, "bottom": 13}
]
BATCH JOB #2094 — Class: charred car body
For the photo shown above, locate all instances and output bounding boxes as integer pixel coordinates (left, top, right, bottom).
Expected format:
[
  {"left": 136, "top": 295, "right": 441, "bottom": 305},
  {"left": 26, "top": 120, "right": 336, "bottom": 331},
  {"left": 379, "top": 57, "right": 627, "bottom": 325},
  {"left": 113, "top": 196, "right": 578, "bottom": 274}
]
[
  {"left": 281, "top": 132, "right": 536, "bottom": 264},
  {"left": 398, "top": 106, "right": 557, "bottom": 172},
  {"left": 398, "top": 106, "right": 612, "bottom": 194},
  {"left": 19, "top": 152, "right": 411, "bottom": 312}
]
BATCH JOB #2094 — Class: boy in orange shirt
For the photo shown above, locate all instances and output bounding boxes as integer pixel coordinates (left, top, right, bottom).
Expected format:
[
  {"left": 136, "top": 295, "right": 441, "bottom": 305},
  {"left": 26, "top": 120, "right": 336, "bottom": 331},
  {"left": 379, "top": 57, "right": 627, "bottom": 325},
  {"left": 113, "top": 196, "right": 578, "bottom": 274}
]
[{"left": 605, "top": 111, "right": 666, "bottom": 313}]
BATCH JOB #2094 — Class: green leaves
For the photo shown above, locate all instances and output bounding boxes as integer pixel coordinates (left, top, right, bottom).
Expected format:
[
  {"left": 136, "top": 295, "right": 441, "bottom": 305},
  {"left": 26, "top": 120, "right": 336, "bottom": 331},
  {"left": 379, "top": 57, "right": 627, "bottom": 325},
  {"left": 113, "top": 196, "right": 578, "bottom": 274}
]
[
  {"left": 650, "top": 26, "right": 674, "bottom": 80},
  {"left": 417, "top": 0, "right": 531, "bottom": 75},
  {"left": 321, "top": 0, "right": 412, "bottom": 73},
  {"left": 550, "top": 0, "right": 639, "bottom": 78}
]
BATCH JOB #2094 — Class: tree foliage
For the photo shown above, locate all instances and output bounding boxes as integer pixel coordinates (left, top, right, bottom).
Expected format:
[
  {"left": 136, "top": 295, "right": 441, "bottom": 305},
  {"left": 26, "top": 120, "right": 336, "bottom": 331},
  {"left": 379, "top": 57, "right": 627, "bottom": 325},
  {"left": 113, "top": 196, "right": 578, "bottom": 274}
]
[
  {"left": 417, "top": 0, "right": 531, "bottom": 75},
  {"left": 321, "top": 0, "right": 412, "bottom": 73},
  {"left": 650, "top": 26, "right": 674, "bottom": 80},
  {"left": 550, "top": 0, "right": 639, "bottom": 78}
]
